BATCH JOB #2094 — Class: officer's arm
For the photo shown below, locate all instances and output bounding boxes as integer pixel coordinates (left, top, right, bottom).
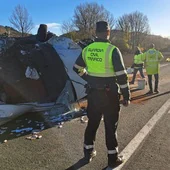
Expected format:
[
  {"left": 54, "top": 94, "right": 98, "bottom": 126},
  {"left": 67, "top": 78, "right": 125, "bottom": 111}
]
[
  {"left": 112, "top": 48, "right": 130, "bottom": 101},
  {"left": 158, "top": 51, "right": 164, "bottom": 61},
  {"left": 73, "top": 53, "right": 87, "bottom": 80}
]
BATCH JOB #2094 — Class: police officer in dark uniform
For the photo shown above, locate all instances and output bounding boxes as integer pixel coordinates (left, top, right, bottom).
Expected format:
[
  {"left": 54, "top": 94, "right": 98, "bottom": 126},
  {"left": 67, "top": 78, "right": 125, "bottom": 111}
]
[{"left": 73, "top": 21, "right": 130, "bottom": 169}]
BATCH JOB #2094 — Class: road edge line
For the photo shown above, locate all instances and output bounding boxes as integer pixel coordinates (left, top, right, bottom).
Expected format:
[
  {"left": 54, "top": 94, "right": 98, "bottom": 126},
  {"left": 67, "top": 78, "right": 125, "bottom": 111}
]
[{"left": 115, "top": 98, "right": 170, "bottom": 170}]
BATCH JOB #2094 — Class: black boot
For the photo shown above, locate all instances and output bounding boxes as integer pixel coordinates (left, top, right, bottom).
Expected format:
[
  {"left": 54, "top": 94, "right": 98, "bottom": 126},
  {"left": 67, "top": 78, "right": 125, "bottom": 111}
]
[
  {"left": 154, "top": 89, "right": 159, "bottom": 93},
  {"left": 84, "top": 149, "right": 97, "bottom": 163},
  {"left": 106, "top": 155, "right": 124, "bottom": 169},
  {"left": 154, "top": 74, "right": 159, "bottom": 93},
  {"left": 146, "top": 90, "right": 153, "bottom": 95}
]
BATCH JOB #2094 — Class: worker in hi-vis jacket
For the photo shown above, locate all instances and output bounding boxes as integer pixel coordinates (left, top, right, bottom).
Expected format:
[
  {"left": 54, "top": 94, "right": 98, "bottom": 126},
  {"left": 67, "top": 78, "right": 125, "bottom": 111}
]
[
  {"left": 130, "top": 46, "right": 145, "bottom": 84},
  {"left": 140, "top": 43, "right": 164, "bottom": 94}
]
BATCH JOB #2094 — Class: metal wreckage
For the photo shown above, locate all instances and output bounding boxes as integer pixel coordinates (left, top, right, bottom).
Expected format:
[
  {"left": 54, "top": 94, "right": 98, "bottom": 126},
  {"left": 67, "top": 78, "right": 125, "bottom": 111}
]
[{"left": 0, "top": 34, "right": 92, "bottom": 126}]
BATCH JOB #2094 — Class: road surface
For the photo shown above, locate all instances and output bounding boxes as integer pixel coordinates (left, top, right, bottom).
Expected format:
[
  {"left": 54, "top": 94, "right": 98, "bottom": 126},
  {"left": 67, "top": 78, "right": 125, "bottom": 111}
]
[{"left": 0, "top": 63, "right": 170, "bottom": 170}]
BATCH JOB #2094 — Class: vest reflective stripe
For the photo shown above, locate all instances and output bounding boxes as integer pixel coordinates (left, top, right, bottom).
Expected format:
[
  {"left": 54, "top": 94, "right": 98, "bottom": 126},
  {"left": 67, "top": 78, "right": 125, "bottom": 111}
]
[
  {"left": 119, "top": 83, "right": 128, "bottom": 89},
  {"left": 82, "top": 47, "right": 88, "bottom": 64},
  {"left": 146, "top": 60, "right": 158, "bottom": 62},
  {"left": 115, "top": 70, "right": 127, "bottom": 76},
  {"left": 82, "top": 42, "right": 116, "bottom": 77},
  {"left": 84, "top": 144, "right": 94, "bottom": 149},
  {"left": 74, "top": 64, "right": 84, "bottom": 69},
  {"left": 108, "top": 147, "right": 118, "bottom": 154},
  {"left": 105, "top": 45, "right": 114, "bottom": 75}
]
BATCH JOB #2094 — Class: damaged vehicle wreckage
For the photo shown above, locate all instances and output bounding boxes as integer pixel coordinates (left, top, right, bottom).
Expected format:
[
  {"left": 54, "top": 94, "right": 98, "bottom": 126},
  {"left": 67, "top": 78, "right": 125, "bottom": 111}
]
[{"left": 0, "top": 35, "right": 89, "bottom": 126}]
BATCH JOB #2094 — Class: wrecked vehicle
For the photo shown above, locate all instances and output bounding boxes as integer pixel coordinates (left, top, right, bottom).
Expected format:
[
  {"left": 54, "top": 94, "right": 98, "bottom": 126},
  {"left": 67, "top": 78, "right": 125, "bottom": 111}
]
[{"left": 0, "top": 35, "right": 87, "bottom": 125}]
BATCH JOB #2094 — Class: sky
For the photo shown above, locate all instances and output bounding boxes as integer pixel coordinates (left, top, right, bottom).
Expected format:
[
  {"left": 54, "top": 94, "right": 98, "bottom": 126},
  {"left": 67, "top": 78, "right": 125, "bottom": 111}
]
[{"left": 0, "top": 0, "right": 170, "bottom": 37}]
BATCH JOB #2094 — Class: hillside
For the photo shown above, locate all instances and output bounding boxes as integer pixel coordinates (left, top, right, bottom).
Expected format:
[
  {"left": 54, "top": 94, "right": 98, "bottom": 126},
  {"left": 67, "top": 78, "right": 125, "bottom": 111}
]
[
  {"left": 0, "top": 25, "right": 22, "bottom": 37},
  {"left": 111, "top": 30, "right": 170, "bottom": 52}
]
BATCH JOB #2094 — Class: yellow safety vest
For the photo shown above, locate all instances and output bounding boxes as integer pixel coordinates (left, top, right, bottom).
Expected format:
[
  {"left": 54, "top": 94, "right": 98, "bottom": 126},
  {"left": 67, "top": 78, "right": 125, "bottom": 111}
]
[
  {"left": 82, "top": 42, "right": 116, "bottom": 77},
  {"left": 134, "top": 54, "right": 143, "bottom": 65},
  {"left": 141, "top": 48, "right": 162, "bottom": 74}
]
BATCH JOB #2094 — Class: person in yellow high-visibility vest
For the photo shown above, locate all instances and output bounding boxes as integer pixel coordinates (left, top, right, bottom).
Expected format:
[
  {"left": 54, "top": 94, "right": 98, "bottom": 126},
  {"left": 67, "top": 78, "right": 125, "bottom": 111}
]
[
  {"left": 73, "top": 21, "right": 130, "bottom": 169},
  {"left": 141, "top": 44, "right": 164, "bottom": 94},
  {"left": 130, "top": 46, "right": 145, "bottom": 84}
]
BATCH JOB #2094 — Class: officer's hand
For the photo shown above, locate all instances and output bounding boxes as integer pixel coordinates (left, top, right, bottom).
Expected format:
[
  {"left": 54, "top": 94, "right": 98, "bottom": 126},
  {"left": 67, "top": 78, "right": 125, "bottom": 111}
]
[{"left": 122, "top": 100, "right": 130, "bottom": 107}]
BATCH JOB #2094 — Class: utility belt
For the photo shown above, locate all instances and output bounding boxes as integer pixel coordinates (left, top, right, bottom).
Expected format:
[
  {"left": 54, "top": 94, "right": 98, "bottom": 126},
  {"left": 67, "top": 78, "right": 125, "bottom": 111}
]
[
  {"left": 85, "top": 84, "right": 110, "bottom": 94},
  {"left": 85, "top": 82, "right": 116, "bottom": 94},
  {"left": 134, "top": 63, "right": 144, "bottom": 68}
]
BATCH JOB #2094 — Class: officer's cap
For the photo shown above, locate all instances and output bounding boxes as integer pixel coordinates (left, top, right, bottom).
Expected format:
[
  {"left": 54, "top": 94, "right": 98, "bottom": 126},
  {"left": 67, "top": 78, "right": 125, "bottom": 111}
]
[{"left": 96, "top": 21, "right": 110, "bottom": 32}]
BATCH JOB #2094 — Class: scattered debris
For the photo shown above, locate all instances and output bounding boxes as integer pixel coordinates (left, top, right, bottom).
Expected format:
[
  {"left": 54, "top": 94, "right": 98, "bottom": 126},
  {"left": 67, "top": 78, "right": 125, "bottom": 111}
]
[
  {"left": 26, "top": 134, "right": 42, "bottom": 140},
  {"left": 20, "top": 50, "right": 27, "bottom": 55},
  {"left": 0, "top": 129, "right": 6, "bottom": 134},
  {"left": 11, "top": 127, "right": 33, "bottom": 133},
  {"left": 57, "top": 124, "right": 63, "bottom": 128},
  {"left": 15, "top": 120, "right": 22, "bottom": 123},
  {"left": 26, "top": 131, "right": 42, "bottom": 140},
  {"left": 32, "top": 129, "right": 41, "bottom": 134},
  {"left": 40, "top": 126, "right": 45, "bottom": 130},
  {"left": 44, "top": 112, "right": 49, "bottom": 116},
  {"left": 3, "top": 139, "right": 7, "bottom": 143},
  {"left": 80, "top": 116, "right": 88, "bottom": 123},
  {"left": 28, "top": 120, "right": 32, "bottom": 124},
  {"left": 127, "top": 67, "right": 134, "bottom": 74}
]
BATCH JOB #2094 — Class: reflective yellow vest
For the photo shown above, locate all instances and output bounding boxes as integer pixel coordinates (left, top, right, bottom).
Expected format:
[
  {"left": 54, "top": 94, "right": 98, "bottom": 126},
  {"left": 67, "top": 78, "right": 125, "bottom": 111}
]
[
  {"left": 134, "top": 54, "right": 143, "bottom": 65},
  {"left": 141, "top": 48, "right": 163, "bottom": 74},
  {"left": 82, "top": 42, "right": 116, "bottom": 77}
]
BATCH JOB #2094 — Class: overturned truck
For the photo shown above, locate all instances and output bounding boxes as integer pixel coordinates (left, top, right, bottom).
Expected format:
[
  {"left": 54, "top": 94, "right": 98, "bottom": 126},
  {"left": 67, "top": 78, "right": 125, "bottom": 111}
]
[{"left": 0, "top": 36, "right": 87, "bottom": 125}]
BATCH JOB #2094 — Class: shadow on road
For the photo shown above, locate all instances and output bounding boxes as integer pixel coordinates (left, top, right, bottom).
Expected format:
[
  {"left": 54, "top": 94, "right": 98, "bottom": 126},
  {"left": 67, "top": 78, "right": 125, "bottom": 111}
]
[
  {"left": 131, "top": 93, "right": 149, "bottom": 101},
  {"left": 130, "top": 88, "right": 142, "bottom": 93},
  {"left": 142, "top": 90, "right": 170, "bottom": 101},
  {"left": 131, "top": 90, "right": 170, "bottom": 101},
  {"left": 65, "top": 158, "right": 88, "bottom": 170}
]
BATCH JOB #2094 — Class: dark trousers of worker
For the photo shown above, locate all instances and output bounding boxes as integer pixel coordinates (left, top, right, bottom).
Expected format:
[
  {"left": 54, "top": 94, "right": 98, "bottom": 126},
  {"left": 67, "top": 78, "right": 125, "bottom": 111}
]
[
  {"left": 148, "top": 74, "right": 159, "bottom": 91},
  {"left": 84, "top": 87, "right": 120, "bottom": 167},
  {"left": 131, "top": 67, "right": 145, "bottom": 83}
]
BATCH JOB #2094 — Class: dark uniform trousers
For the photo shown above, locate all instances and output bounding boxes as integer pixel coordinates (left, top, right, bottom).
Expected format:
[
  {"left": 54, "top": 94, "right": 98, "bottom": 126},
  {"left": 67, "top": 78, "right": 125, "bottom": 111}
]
[
  {"left": 148, "top": 74, "right": 159, "bottom": 91},
  {"left": 84, "top": 85, "right": 120, "bottom": 166},
  {"left": 131, "top": 67, "right": 145, "bottom": 83}
]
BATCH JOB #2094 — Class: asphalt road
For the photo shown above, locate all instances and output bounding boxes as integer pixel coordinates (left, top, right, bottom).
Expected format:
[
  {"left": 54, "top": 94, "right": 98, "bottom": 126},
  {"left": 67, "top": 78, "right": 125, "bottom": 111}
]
[
  {"left": 122, "top": 108, "right": 170, "bottom": 170},
  {"left": 0, "top": 63, "right": 170, "bottom": 170}
]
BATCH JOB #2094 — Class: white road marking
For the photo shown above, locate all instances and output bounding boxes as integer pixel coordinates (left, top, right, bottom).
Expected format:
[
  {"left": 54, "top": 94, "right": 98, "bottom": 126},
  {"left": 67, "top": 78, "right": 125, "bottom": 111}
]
[
  {"left": 160, "top": 63, "right": 169, "bottom": 67},
  {"left": 115, "top": 98, "right": 170, "bottom": 170}
]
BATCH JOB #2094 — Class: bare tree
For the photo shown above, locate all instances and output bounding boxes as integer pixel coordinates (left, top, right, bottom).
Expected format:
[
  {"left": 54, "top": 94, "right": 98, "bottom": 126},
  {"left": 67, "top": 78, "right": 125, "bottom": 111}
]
[
  {"left": 116, "top": 14, "right": 130, "bottom": 32},
  {"left": 128, "top": 11, "right": 150, "bottom": 50},
  {"left": 61, "top": 20, "right": 75, "bottom": 34},
  {"left": 116, "top": 11, "right": 150, "bottom": 51},
  {"left": 116, "top": 14, "right": 131, "bottom": 50},
  {"left": 9, "top": 4, "right": 34, "bottom": 37},
  {"left": 72, "top": 2, "right": 115, "bottom": 38}
]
